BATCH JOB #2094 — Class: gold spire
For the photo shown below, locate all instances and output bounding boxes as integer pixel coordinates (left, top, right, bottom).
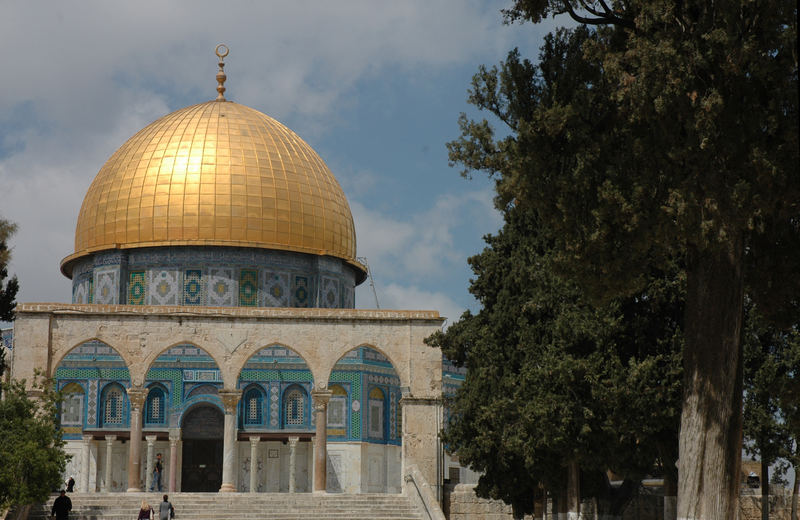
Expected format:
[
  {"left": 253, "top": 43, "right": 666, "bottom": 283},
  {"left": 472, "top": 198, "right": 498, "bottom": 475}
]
[{"left": 215, "top": 44, "right": 229, "bottom": 101}]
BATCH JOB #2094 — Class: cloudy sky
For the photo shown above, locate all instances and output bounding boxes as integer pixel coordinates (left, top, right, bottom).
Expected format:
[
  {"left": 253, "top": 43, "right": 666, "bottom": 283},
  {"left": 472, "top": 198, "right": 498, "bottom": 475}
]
[{"left": 0, "top": 1, "right": 565, "bottom": 324}]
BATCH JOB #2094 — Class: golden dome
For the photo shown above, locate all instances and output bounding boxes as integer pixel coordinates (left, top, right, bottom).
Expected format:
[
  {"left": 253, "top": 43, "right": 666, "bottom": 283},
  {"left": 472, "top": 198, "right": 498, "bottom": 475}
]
[{"left": 61, "top": 100, "right": 362, "bottom": 278}]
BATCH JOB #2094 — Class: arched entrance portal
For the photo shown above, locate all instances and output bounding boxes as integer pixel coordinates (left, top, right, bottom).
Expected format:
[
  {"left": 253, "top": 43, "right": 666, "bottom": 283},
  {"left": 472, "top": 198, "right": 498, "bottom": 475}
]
[{"left": 181, "top": 406, "right": 224, "bottom": 492}]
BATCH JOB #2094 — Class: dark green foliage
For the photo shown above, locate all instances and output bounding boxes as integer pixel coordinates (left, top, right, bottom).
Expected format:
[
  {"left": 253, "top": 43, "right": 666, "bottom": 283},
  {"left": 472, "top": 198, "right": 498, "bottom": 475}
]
[
  {"left": 0, "top": 377, "right": 69, "bottom": 510},
  {"left": 0, "top": 219, "right": 19, "bottom": 322},
  {"left": 427, "top": 207, "right": 683, "bottom": 517}
]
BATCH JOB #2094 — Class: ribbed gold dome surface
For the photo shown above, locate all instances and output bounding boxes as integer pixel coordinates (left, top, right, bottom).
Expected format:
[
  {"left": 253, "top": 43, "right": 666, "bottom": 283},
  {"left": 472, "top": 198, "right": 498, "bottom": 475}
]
[{"left": 62, "top": 101, "right": 360, "bottom": 276}]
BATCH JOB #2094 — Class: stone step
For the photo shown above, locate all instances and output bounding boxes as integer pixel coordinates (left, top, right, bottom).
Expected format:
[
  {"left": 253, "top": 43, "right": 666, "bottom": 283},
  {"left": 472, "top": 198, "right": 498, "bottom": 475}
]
[{"left": 21, "top": 493, "right": 423, "bottom": 520}]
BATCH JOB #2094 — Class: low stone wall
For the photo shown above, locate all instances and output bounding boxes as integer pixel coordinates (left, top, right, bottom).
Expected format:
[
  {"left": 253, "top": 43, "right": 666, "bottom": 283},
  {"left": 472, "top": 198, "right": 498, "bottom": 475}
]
[
  {"left": 447, "top": 484, "right": 536, "bottom": 520},
  {"left": 446, "top": 483, "right": 796, "bottom": 520}
]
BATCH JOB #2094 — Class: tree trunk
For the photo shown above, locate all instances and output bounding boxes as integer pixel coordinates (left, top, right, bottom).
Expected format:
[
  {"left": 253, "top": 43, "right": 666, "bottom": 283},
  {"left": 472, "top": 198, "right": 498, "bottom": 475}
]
[
  {"left": 677, "top": 240, "right": 745, "bottom": 520},
  {"left": 761, "top": 459, "right": 770, "bottom": 520},
  {"left": 664, "top": 472, "right": 677, "bottom": 520},
  {"left": 791, "top": 464, "right": 798, "bottom": 520},
  {"left": 568, "top": 461, "right": 580, "bottom": 520}
]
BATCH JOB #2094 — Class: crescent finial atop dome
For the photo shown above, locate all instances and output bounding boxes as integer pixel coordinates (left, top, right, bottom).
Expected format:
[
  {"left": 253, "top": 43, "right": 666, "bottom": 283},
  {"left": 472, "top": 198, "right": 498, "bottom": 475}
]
[{"left": 215, "top": 44, "right": 229, "bottom": 101}]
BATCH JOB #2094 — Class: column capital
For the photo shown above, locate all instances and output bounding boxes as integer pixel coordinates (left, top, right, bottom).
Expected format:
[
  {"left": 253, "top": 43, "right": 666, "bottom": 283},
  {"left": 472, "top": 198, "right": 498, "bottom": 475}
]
[
  {"left": 219, "top": 389, "right": 243, "bottom": 413},
  {"left": 105, "top": 435, "right": 117, "bottom": 443},
  {"left": 145, "top": 435, "right": 157, "bottom": 445},
  {"left": 311, "top": 390, "right": 332, "bottom": 411},
  {"left": 127, "top": 386, "right": 147, "bottom": 409},
  {"left": 287, "top": 436, "right": 299, "bottom": 447},
  {"left": 168, "top": 428, "right": 181, "bottom": 443},
  {"left": 249, "top": 435, "right": 261, "bottom": 445},
  {"left": 82, "top": 434, "right": 94, "bottom": 443}
]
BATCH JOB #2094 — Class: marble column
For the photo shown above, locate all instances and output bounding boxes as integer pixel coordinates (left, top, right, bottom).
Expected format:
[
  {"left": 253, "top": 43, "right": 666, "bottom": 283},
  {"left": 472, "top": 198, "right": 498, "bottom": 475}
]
[
  {"left": 311, "top": 390, "right": 331, "bottom": 493},
  {"left": 81, "top": 434, "right": 93, "bottom": 492},
  {"left": 103, "top": 436, "right": 116, "bottom": 492},
  {"left": 308, "top": 437, "right": 315, "bottom": 493},
  {"left": 288, "top": 436, "right": 299, "bottom": 493},
  {"left": 126, "top": 387, "right": 147, "bottom": 492},
  {"left": 249, "top": 436, "right": 260, "bottom": 493},
  {"left": 145, "top": 435, "right": 157, "bottom": 491},
  {"left": 219, "top": 389, "right": 242, "bottom": 493},
  {"left": 168, "top": 429, "right": 180, "bottom": 493}
]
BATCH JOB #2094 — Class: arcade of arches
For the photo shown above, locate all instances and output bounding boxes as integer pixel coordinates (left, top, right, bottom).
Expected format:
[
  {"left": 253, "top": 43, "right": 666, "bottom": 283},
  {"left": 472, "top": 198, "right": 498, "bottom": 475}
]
[{"left": 11, "top": 303, "right": 444, "bottom": 494}]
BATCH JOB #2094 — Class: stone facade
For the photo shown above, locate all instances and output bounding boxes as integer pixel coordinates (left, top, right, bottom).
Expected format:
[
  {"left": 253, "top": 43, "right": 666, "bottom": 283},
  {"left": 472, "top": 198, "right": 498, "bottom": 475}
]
[{"left": 10, "top": 303, "right": 444, "bottom": 494}]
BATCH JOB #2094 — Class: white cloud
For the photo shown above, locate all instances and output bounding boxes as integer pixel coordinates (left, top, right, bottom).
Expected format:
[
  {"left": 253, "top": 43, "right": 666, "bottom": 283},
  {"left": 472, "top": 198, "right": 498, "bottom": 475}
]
[
  {"left": 356, "top": 282, "right": 463, "bottom": 326},
  {"left": 351, "top": 189, "right": 501, "bottom": 282}
]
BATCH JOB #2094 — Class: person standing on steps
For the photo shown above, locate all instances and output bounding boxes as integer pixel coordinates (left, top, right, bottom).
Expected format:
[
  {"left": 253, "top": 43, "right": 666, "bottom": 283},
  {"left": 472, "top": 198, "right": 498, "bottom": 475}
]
[
  {"left": 138, "top": 500, "right": 153, "bottom": 520},
  {"left": 150, "top": 453, "right": 163, "bottom": 492},
  {"left": 158, "top": 495, "right": 174, "bottom": 520},
  {"left": 50, "top": 490, "right": 72, "bottom": 520},
  {"left": 65, "top": 476, "right": 75, "bottom": 493}
]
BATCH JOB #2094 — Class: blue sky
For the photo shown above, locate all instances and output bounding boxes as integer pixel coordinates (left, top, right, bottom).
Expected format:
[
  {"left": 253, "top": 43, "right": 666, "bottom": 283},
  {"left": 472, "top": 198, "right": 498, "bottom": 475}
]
[{"left": 0, "top": 1, "right": 564, "bottom": 322}]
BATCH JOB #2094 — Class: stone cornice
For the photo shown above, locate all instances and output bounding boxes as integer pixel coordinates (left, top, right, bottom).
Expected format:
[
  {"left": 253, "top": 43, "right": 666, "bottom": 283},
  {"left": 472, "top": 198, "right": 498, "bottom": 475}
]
[{"left": 17, "top": 302, "right": 444, "bottom": 323}]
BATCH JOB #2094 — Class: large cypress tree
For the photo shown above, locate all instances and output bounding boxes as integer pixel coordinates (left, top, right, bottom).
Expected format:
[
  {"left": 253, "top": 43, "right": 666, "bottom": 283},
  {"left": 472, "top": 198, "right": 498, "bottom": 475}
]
[
  {"left": 428, "top": 201, "right": 683, "bottom": 518},
  {"left": 448, "top": 2, "right": 798, "bottom": 515},
  {"left": 0, "top": 219, "right": 19, "bottom": 322}
]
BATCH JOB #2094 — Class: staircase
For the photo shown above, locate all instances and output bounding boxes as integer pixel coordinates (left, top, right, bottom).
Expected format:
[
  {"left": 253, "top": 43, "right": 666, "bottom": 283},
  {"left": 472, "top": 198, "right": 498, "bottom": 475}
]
[{"left": 22, "top": 493, "right": 425, "bottom": 520}]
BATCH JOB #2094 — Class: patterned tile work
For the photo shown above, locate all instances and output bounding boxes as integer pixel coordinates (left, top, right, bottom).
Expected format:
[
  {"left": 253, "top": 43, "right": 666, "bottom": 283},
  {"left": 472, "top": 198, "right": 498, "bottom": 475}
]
[
  {"left": 207, "top": 267, "right": 235, "bottom": 306},
  {"left": 330, "top": 370, "right": 362, "bottom": 439},
  {"left": 72, "top": 276, "right": 91, "bottom": 304},
  {"left": 128, "top": 271, "right": 146, "bottom": 305},
  {"left": 343, "top": 287, "right": 354, "bottom": 309},
  {"left": 93, "top": 266, "right": 119, "bottom": 304},
  {"left": 183, "top": 269, "right": 204, "bottom": 305},
  {"left": 146, "top": 368, "right": 183, "bottom": 407},
  {"left": 88, "top": 279, "right": 94, "bottom": 303},
  {"left": 269, "top": 382, "right": 279, "bottom": 427},
  {"left": 148, "top": 270, "right": 180, "bottom": 305},
  {"left": 262, "top": 271, "right": 289, "bottom": 307},
  {"left": 390, "top": 389, "right": 398, "bottom": 440},
  {"left": 321, "top": 277, "right": 339, "bottom": 309},
  {"left": 239, "top": 269, "right": 259, "bottom": 306},
  {"left": 293, "top": 276, "right": 310, "bottom": 307},
  {"left": 87, "top": 380, "right": 98, "bottom": 426}
]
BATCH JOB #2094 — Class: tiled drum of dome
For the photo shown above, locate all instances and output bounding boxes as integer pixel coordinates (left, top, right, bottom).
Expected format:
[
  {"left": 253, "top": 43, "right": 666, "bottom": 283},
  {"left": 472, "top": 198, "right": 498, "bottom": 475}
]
[
  {"left": 148, "top": 270, "right": 180, "bottom": 305},
  {"left": 322, "top": 277, "right": 339, "bottom": 308},
  {"left": 128, "top": 270, "right": 146, "bottom": 305},
  {"left": 183, "top": 269, "right": 203, "bottom": 305},
  {"left": 239, "top": 269, "right": 258, "bottom": 306},
  {"left": 262, "top": 271, "right": 289, "bottom": 307},
  {"left": 207, "top": 267, "right": 235, "bottom": 306},
  {"left": 293, "top": 276, "right": 309, "bottom": 307},
  {"left": 93, "top": 267, "right": 118, "bottom": 304}
]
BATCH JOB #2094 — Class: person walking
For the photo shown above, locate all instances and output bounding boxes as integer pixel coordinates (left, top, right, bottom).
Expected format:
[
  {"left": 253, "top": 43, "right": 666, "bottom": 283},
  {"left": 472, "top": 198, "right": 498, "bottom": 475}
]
[
  {"left": 65, "top": 477, "right": 75, "bottom": 493},
  {"left": 137, "top": 500, "right": 153, "bottom": 520},
  {"left": 50, "top": 490, "right": 72, "bottom": 520},
  {"left": 150, "top": 453, "right": 164, "bottom": 492},
  {"left": 158, "top": 495, "right": 174, "bottom": 520}
]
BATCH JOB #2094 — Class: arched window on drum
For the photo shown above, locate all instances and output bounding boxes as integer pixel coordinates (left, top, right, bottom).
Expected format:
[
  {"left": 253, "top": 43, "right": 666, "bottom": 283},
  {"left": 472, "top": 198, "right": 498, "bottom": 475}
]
[
  {"left": 242, "top": 386, "right": 265, "bottom": 427},
  {"left": 145, "top": 385, "right": 167, "bottom": 425},
  {"left": 283, "top": 385, "right": 308, "bottom": 429},
  {"left": 101, "top": 384, "right": 127, "bottom": 428},
  {"left": 60, "top": 382, "right": 85, "bottom": 427},
  {"left": 368, "top": 387, "right": 386, "bottom": 440}
]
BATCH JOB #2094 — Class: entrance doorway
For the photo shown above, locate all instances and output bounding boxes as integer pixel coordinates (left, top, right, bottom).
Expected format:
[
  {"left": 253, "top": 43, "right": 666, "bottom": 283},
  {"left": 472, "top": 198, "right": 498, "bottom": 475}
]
[{"left": 181, "top": 405, "right": 224, "bottom": 492}]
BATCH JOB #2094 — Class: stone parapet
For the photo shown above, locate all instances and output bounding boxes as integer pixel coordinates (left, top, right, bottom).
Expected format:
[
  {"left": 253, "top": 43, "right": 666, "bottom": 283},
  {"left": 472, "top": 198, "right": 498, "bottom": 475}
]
[{"left": 16, "top": 302, "right": 444, "bottom": 322}]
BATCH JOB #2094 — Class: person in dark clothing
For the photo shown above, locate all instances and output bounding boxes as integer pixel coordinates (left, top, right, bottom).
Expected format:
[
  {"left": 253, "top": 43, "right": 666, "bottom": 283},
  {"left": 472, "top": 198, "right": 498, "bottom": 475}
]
[
  {"left": 158, "top": 495, "right": 174, "bottom": 520},
  {"left": 51, "top": 490, "right": 72, "bottom": 520},
  {"left": 65, "top": 477, "right": 75, "bottom": 493},
  {"left": 150, "top": 453, "right": 163, "bottom": 492}
]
